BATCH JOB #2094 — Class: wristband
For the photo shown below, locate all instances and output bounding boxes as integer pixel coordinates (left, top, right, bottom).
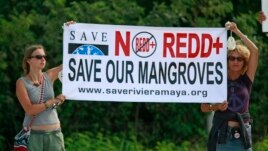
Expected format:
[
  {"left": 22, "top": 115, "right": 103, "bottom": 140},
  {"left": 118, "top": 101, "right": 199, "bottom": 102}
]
[
  {"left": 45, "top": 99, "right": 56, "bottom": 109},
  {"left": 56, "top": 97, "right": 64, "bottom": 103},
  {"left": 45, "top": 100, "right": 55, "bottom": 109},
  {"left": 44, "top": 101, "right": 50, "bottom": 109},
  {"left": 209, "top": 104, "right": 214, "bottom": 111},
  {"left": 52, "top": 98, "right": 63, "bottom": 109}
]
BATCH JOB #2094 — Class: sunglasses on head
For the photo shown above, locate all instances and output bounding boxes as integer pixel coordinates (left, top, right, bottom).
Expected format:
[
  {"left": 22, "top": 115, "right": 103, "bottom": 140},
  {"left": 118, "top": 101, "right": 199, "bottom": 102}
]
[
  {"left": 29, "top": 55, "right": 47, "bottom": 60},
  {"left": 228, "top": 56, "right": 243, "bottom": 62}
]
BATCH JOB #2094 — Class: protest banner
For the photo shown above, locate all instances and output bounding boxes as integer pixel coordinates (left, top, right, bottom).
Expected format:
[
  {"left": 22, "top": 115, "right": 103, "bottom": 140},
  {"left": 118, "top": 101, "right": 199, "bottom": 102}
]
[
  {"left": 62, "top": 23, "right": 227, "bottom": 103},
  {"left": 262, "top": 0, "right": 268, "bottom": 32}
]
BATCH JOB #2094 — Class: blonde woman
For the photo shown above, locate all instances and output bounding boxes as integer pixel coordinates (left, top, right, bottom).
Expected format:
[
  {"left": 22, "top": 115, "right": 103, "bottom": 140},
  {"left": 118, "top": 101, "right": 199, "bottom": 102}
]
[{"left": 201, "top": 22, "right": 258, "bottom": 151}]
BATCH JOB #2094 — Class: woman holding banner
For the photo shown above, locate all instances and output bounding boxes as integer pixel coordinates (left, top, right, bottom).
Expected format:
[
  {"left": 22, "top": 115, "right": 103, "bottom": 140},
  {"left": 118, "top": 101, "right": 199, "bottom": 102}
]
[
  {"left": 201, "top": 21, "right": 258, "bottom": 151},
  {"left": 16, "top": 44, "right": 66, "bottom": 151}
]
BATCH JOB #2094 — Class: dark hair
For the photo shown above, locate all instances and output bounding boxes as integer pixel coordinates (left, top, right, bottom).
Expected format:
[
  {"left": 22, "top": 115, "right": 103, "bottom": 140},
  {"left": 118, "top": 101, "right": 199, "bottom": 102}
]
[{"left": 22, "top": 44, "right": 46, "bottom": 74}]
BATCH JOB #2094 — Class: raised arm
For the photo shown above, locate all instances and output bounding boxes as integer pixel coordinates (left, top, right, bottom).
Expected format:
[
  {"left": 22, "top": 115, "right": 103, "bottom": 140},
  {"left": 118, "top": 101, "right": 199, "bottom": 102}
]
[
  {"left": 229, "top": 22, "right": 259, "bottom": 81},
  {"left": 46, "top": 64, "right": 62, "bottom": 83}
]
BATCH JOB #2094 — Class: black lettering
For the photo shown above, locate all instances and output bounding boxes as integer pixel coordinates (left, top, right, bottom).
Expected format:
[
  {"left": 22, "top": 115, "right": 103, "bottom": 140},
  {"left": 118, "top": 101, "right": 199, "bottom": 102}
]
[
  {"left": 159, "top": 62, "right": 167, "bottom": 84},
  {"left": 76, "top": 59, "right": 85, "bottom": 81},
  {"left": 94, "top": 60, "right": 101, "bottom": 82},
  {"left": 139, "top": 61, "right": 148, "bottom": 83},
  {"left": 68, "top": 58, "right": 76, "bottom": 81},
  {"left": 106, "top": 60, "right": 115, "bottom": 83},
  {"left": 178, "top": 62, "right": 187, "bottom": 84},
  {"left": 106, "top": 88, "right": 110, "bottom": 94},
  {"left": 68, "top": 59, "right": 102, "bottom": 82},
  {"left": 126, "top": 61, "right": 134, "bottom": 83},
  {"left": 102, "top": 32, "right": 107, "bottom": 42},
  {"left": 70, "top": 31, "right": 75, "bottom": 40},
  {"left": 215, "top": 62, "right": 223, "bottom": 84},
  {"left": 116, "top": 61, "right": 124, "bottom": 83},
  {"left": 168, "top": 62, "right": 177, "bottom": 84},
  {"left": 92, "top": 32, "right": 98, "bottom": 40},
  {"left": 80, "top": 32, "right": 87, "bottom": 41},
  {"left": 197, "top": 62, "right": 206, "bottom": 84},
  {"left": 149, "top": 62, "right": 158, "bottom": 84},
  {"left": 207, "top": 62, "right": 214, "bottom": 84},
  {"left": 85, "top": 59, "right": 93, "bottom": 82},
  {"left": 187, "top": 62, "right": 197, "bottom": 84}
]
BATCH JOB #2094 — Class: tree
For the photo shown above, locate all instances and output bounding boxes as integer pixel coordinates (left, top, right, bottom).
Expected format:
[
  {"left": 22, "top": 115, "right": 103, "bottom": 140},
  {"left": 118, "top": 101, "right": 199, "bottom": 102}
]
[{"left": 0, "top": 0, "right": 267, "bottom": 150}]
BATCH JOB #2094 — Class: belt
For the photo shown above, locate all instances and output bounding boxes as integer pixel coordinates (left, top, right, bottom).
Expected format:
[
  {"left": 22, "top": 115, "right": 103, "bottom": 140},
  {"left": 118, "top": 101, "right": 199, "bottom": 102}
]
[{"left": 31, "top": 128, "right": 61, "bottom": 134}]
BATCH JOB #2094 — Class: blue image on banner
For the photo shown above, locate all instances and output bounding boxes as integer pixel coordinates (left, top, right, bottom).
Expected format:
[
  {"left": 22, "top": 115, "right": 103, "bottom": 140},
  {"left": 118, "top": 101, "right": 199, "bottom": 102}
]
[{"left": 72, "top": 44, "right": 104, "bottom": 55}]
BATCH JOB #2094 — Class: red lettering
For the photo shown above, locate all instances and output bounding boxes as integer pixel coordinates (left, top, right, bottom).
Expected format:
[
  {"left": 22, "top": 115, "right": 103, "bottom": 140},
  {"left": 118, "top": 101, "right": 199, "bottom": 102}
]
[
  {"left": 176, "top": 33, "right": 187, "bottom": 58},
  {"left": 213, "top": 37, "right": 223, "bottom": 54},
  {"left": 188, "top": 33, "right": 200, "bottom": 58},
  {"left": 135, "top": 38, "right": 140, "bottom": 52},
  {"left": 136, "top": 38, "right": 150, "bottom": 52},
  {"left": 163, "top": 32, "right": 220, "bottom": 58},
  {"left": 201, "top": 34, "right": 212, "bottom": 58},
  {"left": 115, "top": 31, "right": 130, "bottom": 56},
  {"left": 144, "top": 38, "right": 149, "bottom": 52},
  {"left": 163, "top": 33, "right": 175, "bottom": 57}
]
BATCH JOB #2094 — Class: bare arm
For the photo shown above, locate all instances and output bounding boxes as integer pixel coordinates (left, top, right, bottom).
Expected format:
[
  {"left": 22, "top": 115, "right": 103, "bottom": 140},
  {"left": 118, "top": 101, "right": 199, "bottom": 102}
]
[
  {"left": 16, "top": 79, "right": 56, "bottom": 116},
  {"left": 229, "top": 22, "right": 259, "bottom": 81},
  {"left": 201, "top": 101, "right": 228, "bottom": 112},
  {"left": 46, "top": 64, "right": 62, "bottom": 83},
  {"left": 243, "top": 34, "right": 259, "bottom": 82},
  {"left": 46, "top": 64, "right": 66, "bottom": 103}
]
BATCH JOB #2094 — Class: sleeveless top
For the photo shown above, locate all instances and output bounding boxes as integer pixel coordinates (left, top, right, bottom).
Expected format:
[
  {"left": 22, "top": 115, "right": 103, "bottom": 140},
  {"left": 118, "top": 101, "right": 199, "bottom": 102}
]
[
  {"left": 21, "top": 72, "right": 60, "bottom": 127},
  {"left": 227, "top": 74, "right": 252, "bottom": 113}
]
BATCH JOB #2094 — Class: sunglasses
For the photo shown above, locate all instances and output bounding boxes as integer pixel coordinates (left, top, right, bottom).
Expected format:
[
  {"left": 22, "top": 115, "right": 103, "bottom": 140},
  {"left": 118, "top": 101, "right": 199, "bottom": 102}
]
[
  {"left": 29, "top": 55, "right": 47, "bottom": 60},
  {"left": 228, "top": 56, "right": 243, "bottom": 62}
]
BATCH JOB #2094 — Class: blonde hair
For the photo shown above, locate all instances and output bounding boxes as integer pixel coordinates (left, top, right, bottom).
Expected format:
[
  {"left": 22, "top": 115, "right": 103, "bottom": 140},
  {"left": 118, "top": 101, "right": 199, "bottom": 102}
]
[
  {"left": 22, "top": 44, "right": 46, "bottom": 75},
  {"left": 227, "top": 41, "right": 250, "bottom": 74}
]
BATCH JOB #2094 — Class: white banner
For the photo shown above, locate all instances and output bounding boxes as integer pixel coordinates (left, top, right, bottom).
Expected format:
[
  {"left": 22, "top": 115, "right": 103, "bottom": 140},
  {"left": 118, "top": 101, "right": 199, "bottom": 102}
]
[
  {"left": 262, "top": 0, "right": 268, "bottom": 32},
  {"left": 62, "top": 23, "right": 227, "bottom": 103}
]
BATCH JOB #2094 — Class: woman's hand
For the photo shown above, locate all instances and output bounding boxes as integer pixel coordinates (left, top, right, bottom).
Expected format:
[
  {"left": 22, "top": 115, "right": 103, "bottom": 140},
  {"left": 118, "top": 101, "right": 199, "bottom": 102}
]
[
  {"left": 55, "top": 94, "right": 66, "bottom": 105},
  {"left": 62, "top": 21, "right": 76, "bottom": 29},
  {"left": 217, "top": 100, "right": 228, "bottom": 111},
  {"left": 225, "top": 21, "right": 238, "bottom": 33},
  {"left": 259, "top": 11, "right": 267, "bottom": 23},
  {"left": 64, "top": 20, "right": 76, "bottom": 26}
]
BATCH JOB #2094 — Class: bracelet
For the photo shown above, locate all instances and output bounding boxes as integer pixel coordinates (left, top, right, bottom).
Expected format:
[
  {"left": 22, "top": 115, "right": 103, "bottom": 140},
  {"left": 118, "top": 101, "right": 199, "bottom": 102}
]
[
  {"left": 44, "top": 101, "right": 50, "bottom": 109},
  {"left": 52, "top": 99, "right": 57, "bottom": 108},
  {"left": 55, "top": 98, "right": 63, "bottom": 105},
  {"left": 209, "top": 104, "right": 214, "bottom": 111},
  {"left": 52, "top": 98, "right": 63, "bottom": 109},
  {"left": 45, "top": 99, "right": 56, "bottom": 109},
  {"left": 56, "top": 97, "right": 64, "bottom": 103}
]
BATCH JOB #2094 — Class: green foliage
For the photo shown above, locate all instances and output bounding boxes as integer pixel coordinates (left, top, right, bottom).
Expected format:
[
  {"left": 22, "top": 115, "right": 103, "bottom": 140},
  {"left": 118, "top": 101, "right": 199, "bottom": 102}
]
[
  {"left": 0, "top": 0, "right": 268, "bottom": 150},
  {"left": 0, "top": 135, "right": 5, "bottom": 151},
  {"left": 254, "top": 137, "right": 268, "bottom": 151},
  {"left": 65, "top": 0, "right": 144, "bottom": 25},
  {"left": 65, "top": 132, "right": 144, "bottom": 151},
  {"left": 139, "top": 2, "right": 178, "bottom": 26},
  {"left": 65, "top": 131, "right": 206, "bottom": 151}
]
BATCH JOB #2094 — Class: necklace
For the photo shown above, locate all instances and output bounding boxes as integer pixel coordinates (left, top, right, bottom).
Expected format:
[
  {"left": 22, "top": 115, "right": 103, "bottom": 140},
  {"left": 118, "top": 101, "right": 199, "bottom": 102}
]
[
  {"left": 33, "top": 83, "right": 40, "bottom": 87},
  {"left": 29, "top": 74, "right": 42, "bottom": 87}
]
